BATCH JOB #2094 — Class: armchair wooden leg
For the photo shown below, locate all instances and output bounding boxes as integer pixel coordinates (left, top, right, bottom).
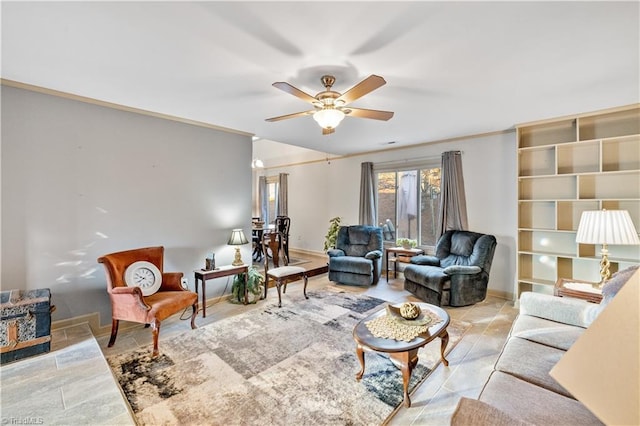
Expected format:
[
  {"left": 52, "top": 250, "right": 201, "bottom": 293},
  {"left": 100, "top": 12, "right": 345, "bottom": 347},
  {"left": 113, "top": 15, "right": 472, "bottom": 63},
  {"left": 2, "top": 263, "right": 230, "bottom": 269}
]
[
  {"left": 151, "top": 319, "right": 161, "bottom": 358},
  {"left": 108, "top": 319, "right": 119, "bottom": 348},
  {"left": 190, "top": 303, "right": 198, "bottom": 330}
]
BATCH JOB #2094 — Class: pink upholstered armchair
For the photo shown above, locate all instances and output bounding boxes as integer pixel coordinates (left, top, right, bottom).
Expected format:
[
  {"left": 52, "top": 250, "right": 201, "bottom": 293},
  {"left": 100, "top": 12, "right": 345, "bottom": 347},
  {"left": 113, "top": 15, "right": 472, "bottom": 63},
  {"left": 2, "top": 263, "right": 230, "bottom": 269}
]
[{"left": 98, "top": 246, "right": 197, "bottom": 357}]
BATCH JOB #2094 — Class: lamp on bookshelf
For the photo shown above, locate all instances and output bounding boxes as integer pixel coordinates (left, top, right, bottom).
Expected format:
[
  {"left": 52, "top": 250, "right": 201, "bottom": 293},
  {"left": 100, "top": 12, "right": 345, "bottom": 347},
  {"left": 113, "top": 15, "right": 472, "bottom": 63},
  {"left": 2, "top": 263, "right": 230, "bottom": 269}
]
[{"left": 575, "top": 209, "right": 640, "bottom": 287}]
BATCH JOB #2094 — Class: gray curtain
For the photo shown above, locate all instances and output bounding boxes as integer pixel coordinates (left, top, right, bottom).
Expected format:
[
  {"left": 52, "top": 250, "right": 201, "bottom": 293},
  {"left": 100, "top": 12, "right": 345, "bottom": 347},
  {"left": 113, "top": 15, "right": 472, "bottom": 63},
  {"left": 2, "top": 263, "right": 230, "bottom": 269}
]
[
  {"left": 359, "top": 162, "right": 377, "bottom": 225},
  {"left": 259, "top": 176, "right": 268, "bottom": 223},
  {"left": 437, "top": 151, "right": 468, "bottom": 235},
  {"left": 277, "top": 173, "right": 288, "bottom": 217}
]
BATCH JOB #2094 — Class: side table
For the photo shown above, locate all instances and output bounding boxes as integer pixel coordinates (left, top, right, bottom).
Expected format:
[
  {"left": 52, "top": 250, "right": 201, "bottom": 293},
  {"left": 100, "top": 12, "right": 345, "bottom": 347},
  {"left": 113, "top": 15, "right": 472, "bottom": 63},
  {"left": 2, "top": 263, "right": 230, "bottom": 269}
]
[
  {"left": 385, "top": 247, "right": 424, "bottom": 281},
  {"left": 554, "top": 278, "right": 603, "bottom": 304},
  {"left": 194, "top": 264, "right": 248, "bottom": 317}
]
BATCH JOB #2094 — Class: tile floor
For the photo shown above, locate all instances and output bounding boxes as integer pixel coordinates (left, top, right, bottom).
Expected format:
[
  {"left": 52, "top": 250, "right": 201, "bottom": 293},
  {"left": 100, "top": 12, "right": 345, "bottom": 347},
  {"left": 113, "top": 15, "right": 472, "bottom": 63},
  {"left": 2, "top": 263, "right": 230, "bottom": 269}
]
[
  {"left": 0, "top": 322, "right": 134, "bottom": 425},
  {"left": 1, "top": 255, "right": 518, "bottom": 425}
]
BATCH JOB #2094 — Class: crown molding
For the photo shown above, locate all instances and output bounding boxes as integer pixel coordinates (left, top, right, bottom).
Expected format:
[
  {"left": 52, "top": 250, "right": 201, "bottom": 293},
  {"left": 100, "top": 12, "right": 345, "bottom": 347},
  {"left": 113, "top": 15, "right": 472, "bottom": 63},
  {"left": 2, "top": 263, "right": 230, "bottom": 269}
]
[{"left": 1, "top": 78, "right": 253, "bottom": 137}]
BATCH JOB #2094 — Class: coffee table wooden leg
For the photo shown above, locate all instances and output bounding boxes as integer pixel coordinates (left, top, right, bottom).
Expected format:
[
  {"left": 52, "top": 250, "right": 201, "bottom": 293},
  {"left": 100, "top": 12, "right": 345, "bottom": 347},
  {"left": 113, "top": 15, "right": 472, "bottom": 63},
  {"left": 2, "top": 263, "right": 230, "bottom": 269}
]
[
  {"left": 440, "top": 330, "right": 450, "bottom": 366},
  {"left": 390, "top": 349, "right": 418, "bottom": 408},
  {"left": 355, "top": 344, "right": 365, "bottom": 380}
]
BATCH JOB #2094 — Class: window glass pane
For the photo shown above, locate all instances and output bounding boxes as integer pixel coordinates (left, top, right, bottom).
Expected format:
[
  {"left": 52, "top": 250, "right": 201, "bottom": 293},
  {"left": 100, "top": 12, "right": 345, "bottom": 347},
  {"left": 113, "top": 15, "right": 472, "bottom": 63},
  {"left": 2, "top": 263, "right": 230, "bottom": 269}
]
[
  {"left": 376, "top": 165, "right": 440, "bottom": 248},
  {"left": 420, "top": 168, "right": 441, "bottom": 246},
  {"left": 397, "top": 171, "right": 418, "bottom": 241},
  {"left": 377, "top": 172, "right": 396, "bottom": 242}
]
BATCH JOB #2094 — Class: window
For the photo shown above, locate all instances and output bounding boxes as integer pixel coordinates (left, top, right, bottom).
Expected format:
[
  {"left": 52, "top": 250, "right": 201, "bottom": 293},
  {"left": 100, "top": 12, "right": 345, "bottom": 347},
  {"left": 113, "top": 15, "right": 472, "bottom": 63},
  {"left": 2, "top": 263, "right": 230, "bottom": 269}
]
[
  {"left": 376, "top": 165, "right": 441, "bottom": 248},
  {"left": 266, "top": 176, "right": 278, "bottom": 224}
]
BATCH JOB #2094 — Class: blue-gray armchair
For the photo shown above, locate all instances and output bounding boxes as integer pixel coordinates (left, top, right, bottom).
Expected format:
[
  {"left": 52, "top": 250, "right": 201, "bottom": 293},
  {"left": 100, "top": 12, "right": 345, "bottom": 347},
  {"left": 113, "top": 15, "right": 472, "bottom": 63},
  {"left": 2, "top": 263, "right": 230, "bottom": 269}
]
[
  {"left": 404, "top": 230, "right": 497, "bottom": 307},
  {"left": 328, "top": 226, "right": 383, "bottom": 286}
]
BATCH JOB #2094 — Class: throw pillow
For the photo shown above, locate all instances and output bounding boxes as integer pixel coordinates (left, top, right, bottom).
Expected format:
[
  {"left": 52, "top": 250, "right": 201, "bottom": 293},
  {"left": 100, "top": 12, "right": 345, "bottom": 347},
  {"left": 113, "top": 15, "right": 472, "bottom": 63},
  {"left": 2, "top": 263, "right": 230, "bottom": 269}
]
[
  {"left": 583, "top": 265, "right": 639, "bottom": 325},
  {"left": 601, "top": 264, "right": 639, "bottom": 306}
]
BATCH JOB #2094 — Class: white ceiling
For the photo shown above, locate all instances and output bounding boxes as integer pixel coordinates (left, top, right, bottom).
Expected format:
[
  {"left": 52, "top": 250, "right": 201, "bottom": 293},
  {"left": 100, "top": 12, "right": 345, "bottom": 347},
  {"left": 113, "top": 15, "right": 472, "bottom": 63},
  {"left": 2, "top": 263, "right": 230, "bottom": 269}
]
[{"left": 2, "top": 1, "right": 639, "bottom": 155}]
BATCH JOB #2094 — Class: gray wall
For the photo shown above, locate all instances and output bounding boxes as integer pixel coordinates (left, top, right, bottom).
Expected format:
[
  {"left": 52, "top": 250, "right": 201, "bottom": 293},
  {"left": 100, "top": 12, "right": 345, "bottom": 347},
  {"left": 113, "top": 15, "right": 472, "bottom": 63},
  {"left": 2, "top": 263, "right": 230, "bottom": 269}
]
[
  {"left": 254, "top": 131, "right": 518, "bottom": 299},
  {"left": 1, "top": 85, "right": 252, "bottom": 324}
]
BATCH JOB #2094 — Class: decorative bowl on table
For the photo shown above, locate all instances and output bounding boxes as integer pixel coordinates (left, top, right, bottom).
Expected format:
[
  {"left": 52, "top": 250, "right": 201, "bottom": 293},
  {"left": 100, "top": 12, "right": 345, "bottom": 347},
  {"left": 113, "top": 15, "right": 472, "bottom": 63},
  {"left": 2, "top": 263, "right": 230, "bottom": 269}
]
[{"left": 386, "top": 302, "right": 433, "bottom": 327}]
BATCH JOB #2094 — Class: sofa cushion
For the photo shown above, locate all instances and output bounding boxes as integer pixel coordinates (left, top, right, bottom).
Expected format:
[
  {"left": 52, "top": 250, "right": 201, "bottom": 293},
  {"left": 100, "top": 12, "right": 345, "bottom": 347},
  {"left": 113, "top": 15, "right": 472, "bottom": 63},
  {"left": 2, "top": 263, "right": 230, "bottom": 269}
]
[
  {"left": 329, "top": 256, "right": 372, "bottom": 275},
  {"left": 403, "top": 264, "right": 449, "bottom": 292},
  {"left": 479, "top": 371, "right": 603, "bottom": 425},
  {"left": 451, "top": 397, "right": 532, "bottom": 426},
  {"left": 410, "top": 255, "right": 440, "bottom": 266},
  {"left": 519, "top": 292, "right": 592, "bottom": 328},
  {"left": 443, "top": 265, "right": 481, "bottom": 275},
  {"left": 450, "top": 231, "right": 477, "bottom": 256},
  {"left": 348, "top": 226, "right": 371, "bottom": 245},
  {"left": 495, "top": 336, "right": 572, "bottom": 398},
  {"left": 511, "top": 314, "right": 584, "bottom": 351}
]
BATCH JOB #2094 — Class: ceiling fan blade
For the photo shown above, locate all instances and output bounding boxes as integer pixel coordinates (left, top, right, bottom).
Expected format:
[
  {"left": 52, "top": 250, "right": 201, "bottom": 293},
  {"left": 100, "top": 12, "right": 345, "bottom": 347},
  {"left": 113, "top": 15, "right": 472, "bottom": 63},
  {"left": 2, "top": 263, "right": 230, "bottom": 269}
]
[
  {"left": 265, "top": 110, "right": 315, "bottom": 122},
  {"left": 336, "top": 75, "right": 387, "bottom": 105},
  {"left": 344, "top": 107, "right": 394, "bottom": 121},
  {"left": 272, "top": 82, "right": 318, "bottom": 104},
  {"left": 322, "top": 127, "right": 335, "bottom": 135}
]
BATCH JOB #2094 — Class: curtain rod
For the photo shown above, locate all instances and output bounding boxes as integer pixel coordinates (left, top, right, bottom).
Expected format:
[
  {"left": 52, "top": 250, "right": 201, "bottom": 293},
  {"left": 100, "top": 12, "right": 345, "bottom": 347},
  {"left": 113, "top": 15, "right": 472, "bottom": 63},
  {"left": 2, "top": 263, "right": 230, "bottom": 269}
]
[{"left": 374, "top": 151, "right": 463, "bottom": 168}]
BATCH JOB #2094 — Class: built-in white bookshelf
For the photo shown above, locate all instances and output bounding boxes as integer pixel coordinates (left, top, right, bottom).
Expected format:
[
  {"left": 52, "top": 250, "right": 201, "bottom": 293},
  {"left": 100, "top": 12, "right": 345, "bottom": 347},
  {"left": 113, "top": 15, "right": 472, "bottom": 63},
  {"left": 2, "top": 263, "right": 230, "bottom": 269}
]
[{"left": 516, "top": 105, "right": 640, "bottom": 298}]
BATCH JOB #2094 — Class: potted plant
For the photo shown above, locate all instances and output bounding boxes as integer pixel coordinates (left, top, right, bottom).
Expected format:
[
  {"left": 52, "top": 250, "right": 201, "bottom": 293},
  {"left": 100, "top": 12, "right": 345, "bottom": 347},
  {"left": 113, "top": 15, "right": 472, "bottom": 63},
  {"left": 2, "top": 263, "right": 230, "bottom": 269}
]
[
  {"left": 230, "top": 266, "right": 265, "bottom": 304},
  {"left": 323, "top": 216, "right": 342, "bottom": 252},
  {"left": 397, "top": 238, "right": 418, "bottom": 249}
]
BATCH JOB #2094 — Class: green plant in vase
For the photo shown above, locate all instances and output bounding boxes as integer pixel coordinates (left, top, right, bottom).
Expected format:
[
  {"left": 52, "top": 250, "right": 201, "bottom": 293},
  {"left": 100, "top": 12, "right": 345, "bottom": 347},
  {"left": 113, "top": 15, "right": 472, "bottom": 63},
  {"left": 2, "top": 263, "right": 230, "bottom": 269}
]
[
  {"left": 230, "top": 266, "right": 265, "bottom": 304},
  {"left": 323, "top": 216, "right": 342, "bottom": 252},
  {"left": 396, "top": 238, "right": 418, "bottom": 249}
]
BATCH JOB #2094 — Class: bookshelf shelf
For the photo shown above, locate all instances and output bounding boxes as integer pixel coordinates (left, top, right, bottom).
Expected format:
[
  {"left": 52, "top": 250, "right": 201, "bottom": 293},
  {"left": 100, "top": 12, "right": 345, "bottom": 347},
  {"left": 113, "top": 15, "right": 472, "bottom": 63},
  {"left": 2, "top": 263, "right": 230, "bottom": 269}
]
[{"left": 516, "top": 105, "right": 640, "bottom": 299}]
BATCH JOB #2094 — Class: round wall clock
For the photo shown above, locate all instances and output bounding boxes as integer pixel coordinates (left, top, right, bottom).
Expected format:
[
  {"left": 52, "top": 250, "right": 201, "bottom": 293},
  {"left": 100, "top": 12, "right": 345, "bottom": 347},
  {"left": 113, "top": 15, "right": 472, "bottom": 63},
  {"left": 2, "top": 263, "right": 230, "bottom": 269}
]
[{"left": 124, "top": 261, "right": 162, "bottom": 296}]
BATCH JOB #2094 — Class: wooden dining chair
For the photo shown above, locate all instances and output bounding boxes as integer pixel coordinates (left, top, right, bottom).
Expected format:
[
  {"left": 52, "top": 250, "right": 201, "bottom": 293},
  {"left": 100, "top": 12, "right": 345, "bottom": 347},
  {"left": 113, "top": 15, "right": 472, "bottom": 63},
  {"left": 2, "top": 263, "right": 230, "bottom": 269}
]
[{"left": 262, "top": 232, "right": 307, "bottom": 307}]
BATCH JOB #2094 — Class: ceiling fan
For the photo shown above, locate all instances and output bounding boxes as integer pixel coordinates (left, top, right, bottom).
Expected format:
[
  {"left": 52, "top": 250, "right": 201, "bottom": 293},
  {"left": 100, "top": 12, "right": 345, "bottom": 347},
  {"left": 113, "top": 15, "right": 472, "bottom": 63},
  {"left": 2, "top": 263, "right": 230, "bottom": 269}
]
[{"left": 265, "top": 74, "right": 394, "bottom": 135}]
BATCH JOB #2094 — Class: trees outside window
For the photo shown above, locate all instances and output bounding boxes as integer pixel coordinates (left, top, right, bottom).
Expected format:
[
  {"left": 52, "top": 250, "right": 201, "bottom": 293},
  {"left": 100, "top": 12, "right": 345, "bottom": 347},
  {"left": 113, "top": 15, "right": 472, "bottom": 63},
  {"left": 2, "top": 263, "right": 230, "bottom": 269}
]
[{"left": 376, "top": 166, "right": 441, "bottom": 248}]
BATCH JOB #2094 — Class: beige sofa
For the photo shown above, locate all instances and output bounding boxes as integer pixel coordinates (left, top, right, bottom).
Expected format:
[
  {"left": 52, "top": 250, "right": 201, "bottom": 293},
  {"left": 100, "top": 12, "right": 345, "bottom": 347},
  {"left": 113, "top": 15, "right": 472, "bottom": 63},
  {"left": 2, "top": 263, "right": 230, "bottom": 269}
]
[{"left": 452, "top": 265, "right": 639, "bottom": 425}]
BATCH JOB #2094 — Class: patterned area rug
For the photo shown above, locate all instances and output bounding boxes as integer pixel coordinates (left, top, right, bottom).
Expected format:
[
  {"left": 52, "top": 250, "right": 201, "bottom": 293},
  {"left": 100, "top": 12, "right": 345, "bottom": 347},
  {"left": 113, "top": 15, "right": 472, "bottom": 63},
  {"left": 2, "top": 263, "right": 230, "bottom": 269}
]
[{"left": 106, "top": 288, "right": 469, "bottom": 425}]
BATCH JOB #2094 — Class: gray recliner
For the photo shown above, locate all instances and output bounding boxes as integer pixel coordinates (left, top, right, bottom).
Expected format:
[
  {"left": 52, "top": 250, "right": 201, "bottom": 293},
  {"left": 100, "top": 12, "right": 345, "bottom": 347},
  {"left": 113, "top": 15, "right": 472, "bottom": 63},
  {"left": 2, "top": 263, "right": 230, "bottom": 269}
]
[
  {"left": 327, "top": 225, "right": 383, "bottom": 286},
  {"left": 404, "top": 230, "right": 497, "bottom": 307}
]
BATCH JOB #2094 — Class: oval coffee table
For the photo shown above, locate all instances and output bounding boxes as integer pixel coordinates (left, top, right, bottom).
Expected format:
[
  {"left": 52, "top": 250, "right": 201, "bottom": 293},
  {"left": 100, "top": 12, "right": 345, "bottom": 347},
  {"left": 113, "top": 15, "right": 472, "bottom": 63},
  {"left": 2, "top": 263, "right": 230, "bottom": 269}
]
[{"left": 352, "top": 302, "right": 450, "bottom": 408}]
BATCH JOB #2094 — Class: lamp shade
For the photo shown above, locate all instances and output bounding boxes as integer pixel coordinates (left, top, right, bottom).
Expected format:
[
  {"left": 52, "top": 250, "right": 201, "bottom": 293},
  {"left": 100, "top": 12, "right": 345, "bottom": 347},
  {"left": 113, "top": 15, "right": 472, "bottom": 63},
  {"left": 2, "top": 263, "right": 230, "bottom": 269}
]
[
  {"left": 313, "top": 108, "right": 345, "bottom": 129},
  {"left": 575, "top": 210, "right": 640, "bottom": 245},
  {"left": 227, "top": 229, "right": 249, "bottom": 245}
]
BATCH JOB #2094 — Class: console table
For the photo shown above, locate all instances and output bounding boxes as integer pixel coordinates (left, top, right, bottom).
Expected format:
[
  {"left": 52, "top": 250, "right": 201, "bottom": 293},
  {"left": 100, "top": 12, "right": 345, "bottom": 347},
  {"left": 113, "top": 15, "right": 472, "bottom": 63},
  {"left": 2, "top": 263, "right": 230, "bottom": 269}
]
[
  {"left": 194, "top": 265, "right": 248, "bottom": 317},
  {"left": 385, "top": 247, "right": 424, "bottom": 281}
]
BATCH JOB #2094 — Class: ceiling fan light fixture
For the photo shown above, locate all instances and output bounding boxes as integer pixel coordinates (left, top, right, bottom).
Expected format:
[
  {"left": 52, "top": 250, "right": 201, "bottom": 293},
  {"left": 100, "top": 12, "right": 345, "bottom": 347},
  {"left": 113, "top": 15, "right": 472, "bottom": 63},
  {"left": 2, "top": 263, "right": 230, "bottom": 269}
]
[{"left": 313, "top": 108, "right": 345, "bottom": 129}]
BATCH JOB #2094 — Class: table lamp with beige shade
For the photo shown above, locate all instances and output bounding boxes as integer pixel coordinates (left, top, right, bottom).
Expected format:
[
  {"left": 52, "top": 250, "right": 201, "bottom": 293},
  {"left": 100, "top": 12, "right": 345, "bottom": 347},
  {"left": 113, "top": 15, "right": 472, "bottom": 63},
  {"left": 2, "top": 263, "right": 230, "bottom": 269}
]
[
  {"left": 228, "top": 228, "right": 249, "bottom": 266},
  {"left": 575, "top": 209, "right": 640, "bottom": 288}
]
